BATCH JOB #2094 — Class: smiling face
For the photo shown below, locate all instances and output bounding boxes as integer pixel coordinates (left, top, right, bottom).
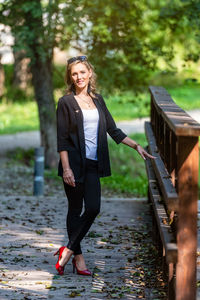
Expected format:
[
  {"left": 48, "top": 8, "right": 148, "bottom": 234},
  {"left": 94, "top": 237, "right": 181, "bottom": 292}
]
[{"left": 70, "top": 62, "right": 92, "bottom": 93}]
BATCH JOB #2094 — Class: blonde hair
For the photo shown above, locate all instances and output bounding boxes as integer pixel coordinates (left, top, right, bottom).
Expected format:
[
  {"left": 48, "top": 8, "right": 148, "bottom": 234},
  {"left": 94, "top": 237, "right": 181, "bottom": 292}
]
[{"left": 65, "top": 59, "right": 97, "bottom": 98}]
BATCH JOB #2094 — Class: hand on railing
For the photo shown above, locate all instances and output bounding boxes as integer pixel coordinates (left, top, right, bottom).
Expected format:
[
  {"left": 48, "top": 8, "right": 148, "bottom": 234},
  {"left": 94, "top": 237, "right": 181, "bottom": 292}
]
[
  {"left": 121, "top": 137, "right": 156, "bottom": 160},
  {"left": 136, "top": 144, "right": 156, "bottom": 161}
]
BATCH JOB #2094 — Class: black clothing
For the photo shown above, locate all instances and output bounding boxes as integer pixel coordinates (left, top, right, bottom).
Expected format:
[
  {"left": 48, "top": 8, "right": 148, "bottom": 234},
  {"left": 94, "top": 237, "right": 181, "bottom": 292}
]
[
  {"left": 57, "top": 92, "right": 127, "bottom": 255},
  {"left": 56, "top": 93, "right": 127, "bottom": 182},
  {"left": 63, "top": 159, "right": 101, "bottom": 255}
]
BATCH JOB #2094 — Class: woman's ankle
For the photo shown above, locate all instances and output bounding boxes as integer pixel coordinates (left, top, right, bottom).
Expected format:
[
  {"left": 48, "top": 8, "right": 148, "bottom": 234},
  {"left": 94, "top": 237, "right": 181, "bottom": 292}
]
[
  {"left": 59, "top": 248, "right": 73, "bottom": 266},
  {"left": 74, "top": 254, "right": 83, "bottom": 261}
]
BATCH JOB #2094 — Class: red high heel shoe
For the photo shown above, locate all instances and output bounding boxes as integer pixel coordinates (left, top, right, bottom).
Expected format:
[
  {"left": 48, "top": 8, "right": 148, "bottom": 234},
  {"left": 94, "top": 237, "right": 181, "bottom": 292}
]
[
  {"left": 54, "top": 246, "right": 67, "bottom": 275},
  {"left": 72, "top": 257, "right": 91, "bottom": 276}
]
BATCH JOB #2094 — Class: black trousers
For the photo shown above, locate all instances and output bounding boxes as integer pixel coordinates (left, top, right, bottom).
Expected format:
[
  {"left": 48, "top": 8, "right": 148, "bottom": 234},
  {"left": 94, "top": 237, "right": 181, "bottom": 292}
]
[{"left": 63, "top": 159, "right": 101, "bottom": 255}]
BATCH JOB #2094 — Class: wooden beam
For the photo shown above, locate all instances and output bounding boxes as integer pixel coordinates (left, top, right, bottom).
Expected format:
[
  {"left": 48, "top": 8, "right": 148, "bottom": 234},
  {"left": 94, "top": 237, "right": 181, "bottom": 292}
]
[
  {"left": 149, "top": 86, "right": 200, "bottom": 137},
  {"left": 145, "top": 121, "right": 179, "bottom": 211},
  {"left": 145, "top": 157, "right": 177, "bottom": 264},
  {"left": 176, "top": 136, "right": 199, "bottom": 300}
]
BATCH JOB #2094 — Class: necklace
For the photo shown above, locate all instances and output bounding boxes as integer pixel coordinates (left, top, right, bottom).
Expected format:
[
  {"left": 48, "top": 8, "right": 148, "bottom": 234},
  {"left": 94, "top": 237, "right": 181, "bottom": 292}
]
[{"left": 76, "top": 94, "right": 92, "bottom": 108}]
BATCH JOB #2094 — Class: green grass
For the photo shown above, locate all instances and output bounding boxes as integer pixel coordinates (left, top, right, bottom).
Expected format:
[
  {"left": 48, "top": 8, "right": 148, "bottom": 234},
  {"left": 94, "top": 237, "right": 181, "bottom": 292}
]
[
  {"left": 0, "top": 83, "right": 200, "bottom": 134},
  {"left": 0, "top": 101, "right": 39, "bottom": 134},
  {"left": 105, "top": 83, "right": 200, "bottom": 121},
  {"left": 100, "top": 133, "right": 148, "bottom": 197},
  {"left": 168, "top": 84, "right": 200, "bottom": 111},
  {"left": 7, "top": 147, "right": 35, "bottom": 166},
  {"left": 105, "top": 91, "right": 150, "bottom": 121}
]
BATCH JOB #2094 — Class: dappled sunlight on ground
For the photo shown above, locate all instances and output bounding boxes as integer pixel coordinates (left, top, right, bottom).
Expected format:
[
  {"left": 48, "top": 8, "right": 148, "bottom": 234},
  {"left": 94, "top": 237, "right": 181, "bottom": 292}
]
[{"left": 0, "top": 196, "right": 167, "bottom": 299}]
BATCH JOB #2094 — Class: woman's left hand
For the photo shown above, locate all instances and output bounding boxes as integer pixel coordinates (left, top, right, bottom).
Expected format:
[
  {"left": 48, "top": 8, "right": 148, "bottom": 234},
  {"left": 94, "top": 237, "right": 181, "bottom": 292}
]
[
  {"left": 136, "top": 145, "right": 156, "bottom": 160},
  {"left": 121, "top": 137, "right": 156, "bottom": 160}
]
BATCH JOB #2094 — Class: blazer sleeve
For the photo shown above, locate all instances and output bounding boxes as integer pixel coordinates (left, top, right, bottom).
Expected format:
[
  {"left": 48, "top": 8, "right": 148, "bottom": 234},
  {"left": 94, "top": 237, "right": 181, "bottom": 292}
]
[
  {"left": 99, "top": 94, "right": 127, "bottom": 144},
  {"left": 56, "top": 97, "right": 70, "bottom": 152}
]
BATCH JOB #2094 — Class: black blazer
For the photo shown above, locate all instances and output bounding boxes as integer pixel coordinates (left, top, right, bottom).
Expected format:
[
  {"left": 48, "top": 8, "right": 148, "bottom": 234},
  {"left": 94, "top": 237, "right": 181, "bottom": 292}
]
[{"left": 56, "top": 93, "right": 127, "bottom": 182}]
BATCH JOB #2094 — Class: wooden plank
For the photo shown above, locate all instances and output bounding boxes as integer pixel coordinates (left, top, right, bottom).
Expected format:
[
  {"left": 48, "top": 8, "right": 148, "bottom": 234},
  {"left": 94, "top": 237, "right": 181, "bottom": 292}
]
[
  {"left": 175, "top": 136, "right": 199, "bottom": 300},
  {"left": 145, "top": 157, "right": 177, "bottom": 264},
  {"left": 170, "top": 131, "right": 177, "bottom": 187},
  {"left": 168, "top": 263, "right": 175, "bottom": 300},
  {"left": 149, "top": 86, "right": 200, "bottom": 137},
  {"left": 145, "top": 121, "right": 179, "bottom": 211}
]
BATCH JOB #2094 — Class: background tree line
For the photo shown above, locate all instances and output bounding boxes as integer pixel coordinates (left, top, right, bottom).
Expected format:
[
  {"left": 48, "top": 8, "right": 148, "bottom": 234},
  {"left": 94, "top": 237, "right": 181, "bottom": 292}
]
[{"left": 0, "top": 0, "right": 199, "bottom": 167}]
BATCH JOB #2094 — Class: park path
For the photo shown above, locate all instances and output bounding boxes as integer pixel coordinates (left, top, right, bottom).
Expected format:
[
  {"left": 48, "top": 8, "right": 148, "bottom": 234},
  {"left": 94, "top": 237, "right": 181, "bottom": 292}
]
[
  {"left": 0, "top": 195, "right": 166, "bottom": 299},
  {"left": 0, "top": 109, "right": 199, "bottom": 154}
]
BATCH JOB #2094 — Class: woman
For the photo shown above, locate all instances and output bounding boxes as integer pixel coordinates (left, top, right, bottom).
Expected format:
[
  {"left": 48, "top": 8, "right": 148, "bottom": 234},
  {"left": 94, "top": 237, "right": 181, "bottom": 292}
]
[{"left": 55, "top": 55, "right": 154, "bottom": 276}]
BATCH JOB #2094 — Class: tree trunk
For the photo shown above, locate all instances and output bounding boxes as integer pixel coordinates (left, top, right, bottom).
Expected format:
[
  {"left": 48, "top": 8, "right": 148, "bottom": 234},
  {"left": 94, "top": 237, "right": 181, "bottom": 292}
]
[
  {"left": 31, "top": 57, "right": 58, "bottom": 168},
  {"left": 22, "top": 0, "right": 58, "bottom": 168},
  {"left": 13, "top": 49, "right": 30, "bottom": 89}
]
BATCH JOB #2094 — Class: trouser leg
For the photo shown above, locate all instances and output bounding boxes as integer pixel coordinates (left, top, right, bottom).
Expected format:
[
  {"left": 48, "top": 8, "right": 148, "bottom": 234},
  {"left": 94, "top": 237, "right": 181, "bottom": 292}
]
[
  {"left": 64, "top": 159, "right": 101, "bottom": 253},
  {"left": 63, "top": 182, "right": 83, "bottom": 255}
]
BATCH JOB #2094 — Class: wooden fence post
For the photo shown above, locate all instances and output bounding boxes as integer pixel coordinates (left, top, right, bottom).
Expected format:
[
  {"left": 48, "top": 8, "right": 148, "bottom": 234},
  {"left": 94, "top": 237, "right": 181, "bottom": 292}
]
[{"left": 176, "top": 136, "right": 199, "bottom": 300}]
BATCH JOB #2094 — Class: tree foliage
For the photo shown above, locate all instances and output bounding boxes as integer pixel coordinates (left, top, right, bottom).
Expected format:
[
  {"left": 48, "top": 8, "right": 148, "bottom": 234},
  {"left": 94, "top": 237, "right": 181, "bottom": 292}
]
[
  {"left": 1, "top": 0, "right": 199, "bottom": 93},
  {"left": 159, "top": 0, "right": 200, "bottom": 63},
  {"left": 0, "top": 0, "right": 67, "bottom": 63},
  {"left": 63, "top": 0, "right": 199, "bottom": 91},
  {"left": 0, "top": 0, "right": 62, "bottom": 167},
  {"left": 63, "top": 0, "right": 170, "bottom": 92}
]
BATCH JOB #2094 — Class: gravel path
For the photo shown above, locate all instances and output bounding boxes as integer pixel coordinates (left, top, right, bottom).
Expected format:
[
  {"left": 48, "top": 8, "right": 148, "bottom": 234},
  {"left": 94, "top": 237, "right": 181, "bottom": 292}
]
[
  {"left": 0, "top": 196, "right": 166, "bottom": 299},
  {"left": 0, "top": 140, "right": 167, "bottom": 299}
]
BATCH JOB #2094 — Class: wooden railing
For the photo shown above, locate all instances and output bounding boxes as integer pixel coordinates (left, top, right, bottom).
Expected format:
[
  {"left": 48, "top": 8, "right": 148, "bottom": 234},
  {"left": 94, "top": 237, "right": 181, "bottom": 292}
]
[{"left": 145, "top": 86, "right": 200, "bottom": 300}]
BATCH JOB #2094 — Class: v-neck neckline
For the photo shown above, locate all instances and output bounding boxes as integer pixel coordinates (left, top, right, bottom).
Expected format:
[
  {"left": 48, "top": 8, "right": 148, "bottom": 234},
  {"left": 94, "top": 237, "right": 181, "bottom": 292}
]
[{"left": 72, "top": 93, "right": 97, "bottom": 111}]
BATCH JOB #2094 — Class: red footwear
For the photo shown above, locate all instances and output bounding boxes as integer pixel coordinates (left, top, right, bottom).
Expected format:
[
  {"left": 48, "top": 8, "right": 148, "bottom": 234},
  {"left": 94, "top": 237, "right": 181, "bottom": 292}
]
[
  {"left": 72, "top": 257, "right": 91, "bottom": 276},
  {"left": 54, "top": 246, "right": 67, "bottom": 275},
  {"left": 55, "top": 261, "right": 64, "bottom": 275}
]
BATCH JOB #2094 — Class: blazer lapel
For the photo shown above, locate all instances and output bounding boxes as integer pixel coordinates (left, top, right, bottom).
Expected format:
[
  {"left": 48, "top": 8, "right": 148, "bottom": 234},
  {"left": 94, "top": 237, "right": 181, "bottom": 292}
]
[
  {"left": 93, "top": 96, "right": 107, "bottom": 170},
  {"left": 67, "top": 94, "right": 86, "bottom": 160},
  {"left": 93, "top": 96, "right": 106, "bottom": 133},
  {"left": 93, "top": 96, "right": 104, "bottom": 119}
]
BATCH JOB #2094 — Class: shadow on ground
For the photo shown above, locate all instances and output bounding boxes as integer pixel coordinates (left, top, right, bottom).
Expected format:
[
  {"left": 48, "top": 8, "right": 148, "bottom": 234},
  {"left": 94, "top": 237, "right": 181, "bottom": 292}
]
[{"left": 0, "top": 195, "right": 167, "bottom": 299}]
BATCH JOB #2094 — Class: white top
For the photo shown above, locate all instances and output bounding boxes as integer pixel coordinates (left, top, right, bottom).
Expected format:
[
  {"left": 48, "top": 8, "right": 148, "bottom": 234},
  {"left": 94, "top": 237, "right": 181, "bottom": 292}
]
[{"left": 81, "top": 108, "right": 99, "bottom": 160}]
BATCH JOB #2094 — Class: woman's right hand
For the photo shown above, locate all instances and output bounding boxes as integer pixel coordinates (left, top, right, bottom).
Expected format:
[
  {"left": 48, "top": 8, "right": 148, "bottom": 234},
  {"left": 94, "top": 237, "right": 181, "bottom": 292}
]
[{"left": 63, "top": 168, "right": 76, "bottom": 187}]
